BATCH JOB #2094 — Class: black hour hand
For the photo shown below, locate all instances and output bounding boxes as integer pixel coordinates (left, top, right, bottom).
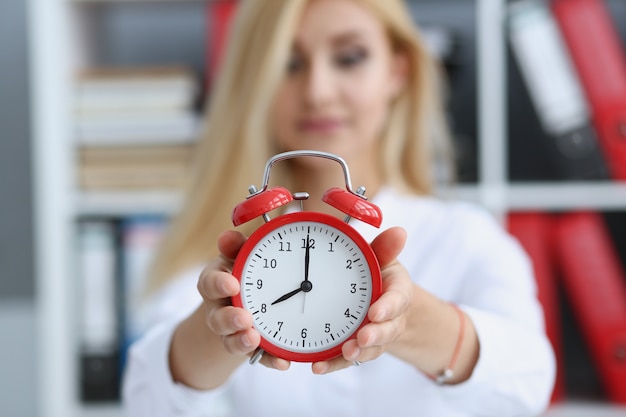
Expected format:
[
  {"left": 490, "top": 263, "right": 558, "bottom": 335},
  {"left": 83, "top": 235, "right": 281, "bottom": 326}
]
[
  {"left": 271, "top": 280, "right": 313, "bottom": 305},
  {"left": 271, "top": 287, "right": 302, "bottom": 305}
]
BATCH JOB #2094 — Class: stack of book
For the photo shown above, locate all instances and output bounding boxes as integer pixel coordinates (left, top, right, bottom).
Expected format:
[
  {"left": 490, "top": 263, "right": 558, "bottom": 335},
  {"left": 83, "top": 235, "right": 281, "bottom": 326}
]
[
  {"left": 507, "top": 0, "right": 626, "bottom": 181},
  {"left": 507, "top": 0, "right": 626, "bottom": 405},
  {"left": 74, "top": 66, "right": 200, "bottom": 191},
  {"left": 77, "top": 216, "right": 168, "bottom": 402}
]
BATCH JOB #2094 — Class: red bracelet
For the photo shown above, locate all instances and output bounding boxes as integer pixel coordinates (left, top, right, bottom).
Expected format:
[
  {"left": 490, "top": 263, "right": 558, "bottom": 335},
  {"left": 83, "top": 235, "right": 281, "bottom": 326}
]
[{"left": 429, "top": 304, "right": 466, "bottom": 385}]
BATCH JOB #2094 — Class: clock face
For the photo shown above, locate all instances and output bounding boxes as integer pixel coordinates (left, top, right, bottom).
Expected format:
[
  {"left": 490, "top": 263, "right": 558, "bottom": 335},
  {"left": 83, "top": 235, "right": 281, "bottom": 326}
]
[{"left": 232, "top": 211, "right": 381, "bottom": 362}]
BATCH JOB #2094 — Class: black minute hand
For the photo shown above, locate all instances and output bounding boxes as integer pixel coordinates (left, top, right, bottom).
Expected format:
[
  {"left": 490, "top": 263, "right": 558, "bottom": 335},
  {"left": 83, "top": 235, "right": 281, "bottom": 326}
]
[
  {"left": 271, "top": 235, "right": 314, "bottom": 306},
  {"left": 304, "top": 233, "right": 310, "bottom": 283}
]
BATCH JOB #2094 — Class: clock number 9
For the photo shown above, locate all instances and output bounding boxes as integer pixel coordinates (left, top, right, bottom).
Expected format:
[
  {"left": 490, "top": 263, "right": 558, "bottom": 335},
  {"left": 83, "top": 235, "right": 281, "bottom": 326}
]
[{"left": 257, "top": 279, "right": 263, "bottom": 289}]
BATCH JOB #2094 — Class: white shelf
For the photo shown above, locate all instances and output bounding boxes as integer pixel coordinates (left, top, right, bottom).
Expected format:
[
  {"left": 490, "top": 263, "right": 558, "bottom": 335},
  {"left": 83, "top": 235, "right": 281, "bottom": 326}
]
[
  {"left": 70, "top": 0, "right": 208, "bottom": 3},
  {"left": 73, "top": 182, "right": 626, "bottom": 217},
  {"left": 76, "top": 190, "right": 183, "bottom": 216},
  {"left": 52, "top": 398, "right": 626, "bottom": 417},
  {"left": 543, "top": 402, "right": 626, "bottom": 417},
  {"left": 452, "top": 182, "right": 626, "bottom": 211},
  {"left": 82, "top": 404, "right": 124, "bottom": 417},
  {"left": 508, "top": 182, "right": 626, "bottom": 211}
]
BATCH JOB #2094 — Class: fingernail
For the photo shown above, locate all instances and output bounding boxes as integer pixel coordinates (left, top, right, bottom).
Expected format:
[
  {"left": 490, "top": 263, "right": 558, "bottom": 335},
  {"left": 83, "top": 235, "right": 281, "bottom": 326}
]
[
  {"left": 316, "top": 363, "right": 329, "bottom": 374},
  {"left": 375, "top": 309, "right": 387, "bottom": 321},
  {"left": 349, "top": 347, "right": 361, "bottom": 361},
  {"left": 363, "top": 332, "right": 376, "bottom": 347},
  {"left": 218, "top": 280, "right": 229, "bottom": 295},
  {"left": 241, "top": 334, "right": 253, "bottom": 349},
  {"left": 233, "top": 315, "right": 244, "bottom": 329}
]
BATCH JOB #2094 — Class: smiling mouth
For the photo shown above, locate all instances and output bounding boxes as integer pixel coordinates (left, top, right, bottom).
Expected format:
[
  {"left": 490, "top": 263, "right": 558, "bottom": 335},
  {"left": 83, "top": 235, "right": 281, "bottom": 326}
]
[{"left": 298, "top": 119, "right": 344, "bottom": 134}]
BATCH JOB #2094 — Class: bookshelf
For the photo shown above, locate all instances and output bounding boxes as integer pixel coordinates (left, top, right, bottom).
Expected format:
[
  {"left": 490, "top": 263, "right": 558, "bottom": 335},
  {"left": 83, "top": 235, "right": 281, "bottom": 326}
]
[{"left": 28, "top": 0, "right": 626, "bottom": 416}]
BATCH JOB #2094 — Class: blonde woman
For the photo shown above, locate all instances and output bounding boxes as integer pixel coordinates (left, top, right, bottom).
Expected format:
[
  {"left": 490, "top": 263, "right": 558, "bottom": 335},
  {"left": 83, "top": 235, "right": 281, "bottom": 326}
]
[{"left": 123, "top": 1, "right": 555, "bottom": 416}]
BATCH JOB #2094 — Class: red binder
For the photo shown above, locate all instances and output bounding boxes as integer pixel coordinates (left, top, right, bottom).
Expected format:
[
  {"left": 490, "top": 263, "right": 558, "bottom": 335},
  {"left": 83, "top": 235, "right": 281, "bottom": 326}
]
[
  {"left": 551, "top": 0, "right": 626, "bottom": 180},
  {"left": 507, "top": 212, "right": 564, "bottom": 403},
  {"left": 553, "top": 212, "right": 626, "bottom": 403},
  {"left": 206, "top": 0, "right": 238, "bottom": 88}
]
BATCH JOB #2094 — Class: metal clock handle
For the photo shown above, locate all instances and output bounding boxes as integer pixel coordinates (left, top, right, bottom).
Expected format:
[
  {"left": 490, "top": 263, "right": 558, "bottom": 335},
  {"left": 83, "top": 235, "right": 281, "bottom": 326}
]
[{"left": 250, "top": 150, "right": 368, "bottom": 200}]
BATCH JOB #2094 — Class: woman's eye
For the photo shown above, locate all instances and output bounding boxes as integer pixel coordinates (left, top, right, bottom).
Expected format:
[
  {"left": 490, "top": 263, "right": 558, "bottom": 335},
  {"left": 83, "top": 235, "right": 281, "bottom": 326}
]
[
  {"left": 335, "top": 48, "right": 368, "bottom": 68},
  {"left": 287, "top": 54, "right": 305, "bottom": 74}
]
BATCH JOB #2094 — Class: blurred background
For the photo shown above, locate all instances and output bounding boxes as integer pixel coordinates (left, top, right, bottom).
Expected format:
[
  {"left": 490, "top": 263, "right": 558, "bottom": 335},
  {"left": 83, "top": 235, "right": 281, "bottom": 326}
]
[{"left": 3, "top": 0, "right": 626, "bottom": 416}]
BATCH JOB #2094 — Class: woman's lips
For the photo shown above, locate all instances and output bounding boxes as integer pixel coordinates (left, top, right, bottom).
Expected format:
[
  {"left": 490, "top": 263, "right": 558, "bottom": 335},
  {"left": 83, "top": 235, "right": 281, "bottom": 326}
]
[{"left": 298, "top": 118, "right": 344, "bottom": 134}]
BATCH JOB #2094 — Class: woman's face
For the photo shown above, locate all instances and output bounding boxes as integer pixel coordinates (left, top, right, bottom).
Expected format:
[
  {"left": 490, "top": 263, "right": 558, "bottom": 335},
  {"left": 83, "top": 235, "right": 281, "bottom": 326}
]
[{"left": 270, "top": 0, "right": 406, "bottom": 162}]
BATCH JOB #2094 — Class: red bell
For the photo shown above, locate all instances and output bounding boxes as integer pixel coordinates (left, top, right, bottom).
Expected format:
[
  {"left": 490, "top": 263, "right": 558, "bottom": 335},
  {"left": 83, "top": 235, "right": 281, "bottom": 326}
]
[
  {"left": 322, "top": 187, "right": 382, "bottom": 228},
  {"left": 232, "top": 186, "right": 293, "bottom": 226}
]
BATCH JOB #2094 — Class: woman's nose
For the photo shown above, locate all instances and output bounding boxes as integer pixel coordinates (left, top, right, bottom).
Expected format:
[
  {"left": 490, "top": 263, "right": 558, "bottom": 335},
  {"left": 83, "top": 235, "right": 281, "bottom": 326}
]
[{"left": 303, "top": 60, "right": 337, "bottom": 108}]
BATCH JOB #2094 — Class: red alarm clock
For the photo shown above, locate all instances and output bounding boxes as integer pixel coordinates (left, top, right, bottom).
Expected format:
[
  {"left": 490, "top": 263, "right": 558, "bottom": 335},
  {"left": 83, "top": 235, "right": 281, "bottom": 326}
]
[{"left": 231, "top": 150, "right": 382, "bottom": 363}]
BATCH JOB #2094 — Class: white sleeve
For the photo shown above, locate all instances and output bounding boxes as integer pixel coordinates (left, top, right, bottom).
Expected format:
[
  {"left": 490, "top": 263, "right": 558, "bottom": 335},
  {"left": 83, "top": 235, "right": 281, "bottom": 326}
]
[
  {"left": 122, "top": 318, "right": 232, "bottom": 417},
  {"left": 439, "top": 207, "right": 556, "bottom": 416},
  {"left": 121, "top": 268, "right": 233, "bottom": 417}
]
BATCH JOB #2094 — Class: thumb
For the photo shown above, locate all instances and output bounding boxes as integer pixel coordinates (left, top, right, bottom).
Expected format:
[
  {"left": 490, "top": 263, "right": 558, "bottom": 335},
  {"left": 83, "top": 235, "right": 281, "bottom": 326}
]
[
  {"left": 217, "top": 230, "right": 247, "bottom": 262},
  {"left": 370, "top": 227, "right": 407, "bottom": 268}
]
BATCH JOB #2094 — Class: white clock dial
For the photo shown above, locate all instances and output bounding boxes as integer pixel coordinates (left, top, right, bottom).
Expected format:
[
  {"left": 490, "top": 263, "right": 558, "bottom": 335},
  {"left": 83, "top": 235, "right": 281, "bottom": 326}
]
[{"left": 240, "top": 221, "right": 373, "bottom": 354}]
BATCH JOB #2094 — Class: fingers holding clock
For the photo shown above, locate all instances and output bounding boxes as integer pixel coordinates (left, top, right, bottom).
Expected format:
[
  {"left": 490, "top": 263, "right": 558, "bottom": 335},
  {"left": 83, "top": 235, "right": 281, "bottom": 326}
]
[
  {"left": 198, "top": 269, "right": 258, "bottom": 353},
  {"left": 370, "top": 226, "right": 407, "bottom": 268},
  {"left": 367, "top": 261, "right": 413, "bottom": 327},
  {"left": 205, "top": 303, "right": 252, "bottom": 338},
  {"left": 196, "top": 230, "right": 264, "bottom": 357},
  {"left": 217, "top": 229, "right": 248, "bottom": 263},
  {"left": 368, "top": 226, "right": 410, "bottom": 325},
  {"left": 220, "top": 319, "right": 261, "bottom": 356},
  {"left": 197, "top": 268, "right": 239, "bottom": 303},
  {"left": 312, "top": 227, "right": 411, "bottom": 374},
  {"left": 196, "top": 230, "right": 246, "bottom": 303},
  {"left": 201, "top": 230, "right": 290, "bottom": 370},
  {"left": 258, "top": 352, "right": 291, "bottom": 371},
  {"left": 313, "top": 273, "right": 413, "bottom": 374},
  {"left": 311, "top": 339, "right": 384, "bottom": 374},
  {"left": 356, "top": 237, "right": 415, "bottom": 365}
]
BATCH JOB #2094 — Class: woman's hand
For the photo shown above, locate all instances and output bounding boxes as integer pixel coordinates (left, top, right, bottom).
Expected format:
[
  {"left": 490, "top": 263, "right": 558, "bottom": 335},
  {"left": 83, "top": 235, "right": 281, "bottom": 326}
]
[
  {"left": 170, "top": 230, "right": 290, "bottom": 390},
  {"left": 311, "top": 226, "right": 479, "bottom": 383},
  {"left": 196, "top": 230, "right": 291, "bottom": 370},
  {"left": 311, "top": 226, "right": 413, "bottom": 374}
]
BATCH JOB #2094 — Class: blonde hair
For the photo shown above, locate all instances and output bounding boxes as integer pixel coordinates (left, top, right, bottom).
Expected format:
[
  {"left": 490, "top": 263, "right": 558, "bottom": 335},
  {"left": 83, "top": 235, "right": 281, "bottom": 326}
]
[{"left": 147, "top": 0, "right": 453, "bottom": 292}]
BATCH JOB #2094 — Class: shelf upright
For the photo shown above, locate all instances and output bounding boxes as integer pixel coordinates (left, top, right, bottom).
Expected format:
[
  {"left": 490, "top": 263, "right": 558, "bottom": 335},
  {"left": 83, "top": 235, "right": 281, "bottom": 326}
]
[
  {"left": 477, "top": 0, "right": 508, "bottom": 219},
  {"left": 28, "top": 0, "right": 77, "bottom": 415}
]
